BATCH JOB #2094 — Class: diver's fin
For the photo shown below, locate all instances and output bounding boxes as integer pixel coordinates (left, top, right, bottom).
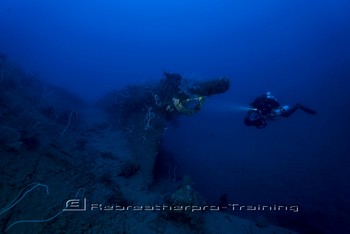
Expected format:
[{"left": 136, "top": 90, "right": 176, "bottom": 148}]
[{"left": 298, "top": 104, "right": 317, "bottom": 115}]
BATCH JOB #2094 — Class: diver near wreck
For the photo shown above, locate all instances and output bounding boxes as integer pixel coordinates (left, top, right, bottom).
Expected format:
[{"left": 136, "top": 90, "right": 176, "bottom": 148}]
[{"left": 244, "top": 92, "right": 317, "bottom": 129}]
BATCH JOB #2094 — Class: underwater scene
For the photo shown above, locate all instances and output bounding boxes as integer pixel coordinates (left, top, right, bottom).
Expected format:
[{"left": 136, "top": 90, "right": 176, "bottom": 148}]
[{"left": 0, "top": 0, "right": 349, "bottom": 233}]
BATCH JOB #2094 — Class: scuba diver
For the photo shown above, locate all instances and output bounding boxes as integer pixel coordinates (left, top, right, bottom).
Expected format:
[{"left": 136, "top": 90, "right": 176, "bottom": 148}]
[{"left": 244, "top": 92, "right": 317, "bottom": 129}]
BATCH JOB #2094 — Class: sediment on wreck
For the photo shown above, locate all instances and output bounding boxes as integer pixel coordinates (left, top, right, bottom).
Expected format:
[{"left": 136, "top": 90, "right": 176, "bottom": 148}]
[{"left": 98, "top": 72, "right": 230, "bottom": 190}]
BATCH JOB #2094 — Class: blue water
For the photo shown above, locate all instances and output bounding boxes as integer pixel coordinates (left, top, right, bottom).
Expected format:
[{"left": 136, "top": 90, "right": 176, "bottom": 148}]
[{"left": 1, "top": 0, "right": 349, "bottom": 233}]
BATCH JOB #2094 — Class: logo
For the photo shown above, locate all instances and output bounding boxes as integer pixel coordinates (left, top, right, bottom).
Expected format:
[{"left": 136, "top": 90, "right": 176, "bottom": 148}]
[{"left": 63, "top": 198, "right": 86, "bottom": 211}]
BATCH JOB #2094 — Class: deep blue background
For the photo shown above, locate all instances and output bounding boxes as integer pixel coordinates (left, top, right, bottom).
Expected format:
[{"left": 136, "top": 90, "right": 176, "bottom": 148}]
[{"left": 1, "top": 0, "right": 349, "bottom": 232}]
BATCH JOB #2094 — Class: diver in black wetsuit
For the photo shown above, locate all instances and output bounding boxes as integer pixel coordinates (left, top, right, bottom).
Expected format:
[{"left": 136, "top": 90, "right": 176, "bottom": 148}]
[{"left": 244, "top": 92, "right": 317, "bottom": 129}]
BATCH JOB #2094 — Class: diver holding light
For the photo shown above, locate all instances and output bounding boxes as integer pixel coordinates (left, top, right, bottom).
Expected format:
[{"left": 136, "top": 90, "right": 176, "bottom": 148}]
[{"left": 244, "top": 92, "right": 317, "bottom": 129}]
